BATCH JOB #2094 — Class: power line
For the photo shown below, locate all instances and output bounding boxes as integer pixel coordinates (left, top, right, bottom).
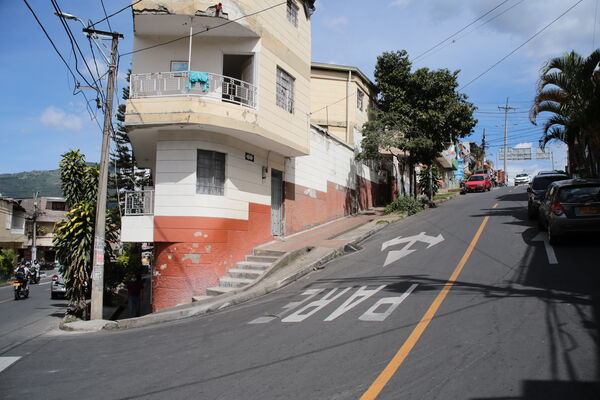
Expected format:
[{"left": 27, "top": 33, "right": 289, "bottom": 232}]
[
  {"left": 417, "top": 0, "right": 526, "bottom": 64},
  {"left": 90, "top": 0, "right": 143, "bottom": 28},
  {"left": 460, "top": 0, "right": 585, "bottom": 90},
  {"left": 413, "top": 0, "right": 511, "bottom": 62},
  {"left": 99, "top": 0, "right": 112, "bottom": 31},
  {"left": 121, "top": 1, "right": 288, "bottom": 56}
]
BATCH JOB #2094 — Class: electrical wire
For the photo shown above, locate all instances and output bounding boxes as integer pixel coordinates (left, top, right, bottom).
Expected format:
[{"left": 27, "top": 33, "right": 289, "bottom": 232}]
[
  {"left": 460, "top": 0, "right": 585, "bottom": 90},
  {"left": 121, "top": 1, "right": 288, "bottom": 56},
  {"left": 90, "top": 0, "right": 143, "bottom": 28},
  {"left": 413, "top": 0, "right": 511, "bottom": 62},
  {"left": 99, "top": 0, "right": 113, "bottom": 32}
]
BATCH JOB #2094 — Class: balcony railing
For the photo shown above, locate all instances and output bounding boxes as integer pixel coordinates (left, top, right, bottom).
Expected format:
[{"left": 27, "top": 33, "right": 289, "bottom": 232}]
[
  {"left": 124, "top": 190, "right": 154, "bottom": 216},
  {"left": 130, "top": 72, "right": 257, "bottom": 109}
]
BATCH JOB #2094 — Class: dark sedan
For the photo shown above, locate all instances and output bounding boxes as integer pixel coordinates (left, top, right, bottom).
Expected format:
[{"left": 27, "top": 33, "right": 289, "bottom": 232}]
[
  {"left": 527, "top": 173, "right": 569, "bottom": 218},
  {"left": 538, "top": 179, "right": 600, "bottom": 244}
]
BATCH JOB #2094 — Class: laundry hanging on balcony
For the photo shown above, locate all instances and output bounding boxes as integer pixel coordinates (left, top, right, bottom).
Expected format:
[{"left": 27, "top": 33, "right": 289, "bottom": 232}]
[{"left": 186, "top": 71, "right": 210, "bottom": 92}]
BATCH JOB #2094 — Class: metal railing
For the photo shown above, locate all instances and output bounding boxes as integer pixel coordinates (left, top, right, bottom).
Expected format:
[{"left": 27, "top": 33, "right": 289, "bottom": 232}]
[
  {"left": 130, "top": 71, "right": 257, "bottom": 109},
  {"left": 124, "top": 190, "right": 154, "bottom": 216}
]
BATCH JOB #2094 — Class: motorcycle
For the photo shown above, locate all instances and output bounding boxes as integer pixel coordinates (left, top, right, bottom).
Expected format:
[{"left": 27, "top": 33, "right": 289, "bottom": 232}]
[
  {"left": 29, "top": 266, "right": 40, "bottom": 284},
  {"left": 13, "top": 280, "right": 29, "bottom": 300}
]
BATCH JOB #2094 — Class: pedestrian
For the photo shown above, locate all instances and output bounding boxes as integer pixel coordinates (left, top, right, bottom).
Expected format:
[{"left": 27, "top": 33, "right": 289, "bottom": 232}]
[{"left": 126, "top": 274, "right": 143, "bottom": 318}]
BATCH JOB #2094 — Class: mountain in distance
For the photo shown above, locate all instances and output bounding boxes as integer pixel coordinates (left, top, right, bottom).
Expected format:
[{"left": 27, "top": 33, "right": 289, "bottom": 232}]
[{"left": 0, "top": 169, "right": 62, "bottom": 198}]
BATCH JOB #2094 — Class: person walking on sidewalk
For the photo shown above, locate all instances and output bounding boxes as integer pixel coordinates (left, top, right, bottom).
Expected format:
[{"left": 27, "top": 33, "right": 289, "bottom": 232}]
[{"left": 126, "top": 274, "right": 143, "bottom": 318}]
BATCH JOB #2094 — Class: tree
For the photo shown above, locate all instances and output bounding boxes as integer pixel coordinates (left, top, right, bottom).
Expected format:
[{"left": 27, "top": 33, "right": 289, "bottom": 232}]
[
  {"left": 359, "top": 50, "right": 477, "bottom": 199},
  {"left": 53, "top": 150, "right": 117, "bottom": 319},
  {"left": 109, "top": 71, "right": 152, "bottom": 215},
  {"left": 0, "top": 249, "right": 18, "bottom": 280},
  {"left": 530, "top": 50, "right": 600, "bottom": 177}
]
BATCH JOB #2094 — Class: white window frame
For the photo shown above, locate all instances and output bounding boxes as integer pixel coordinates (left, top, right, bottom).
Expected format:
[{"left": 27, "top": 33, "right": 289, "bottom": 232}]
[
  {"left": 287, "top": 0, "right": 298, "bottom": 27},
  {"left": 276, "top": 67, "right": 295, "bottom": 113},
  {"left": 196, "top": 150, "right": 226, "bottom": 196}
]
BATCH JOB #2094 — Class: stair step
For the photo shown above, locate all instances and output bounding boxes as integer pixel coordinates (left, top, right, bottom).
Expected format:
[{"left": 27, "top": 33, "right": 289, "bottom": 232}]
[
  {"left": 219, "top": 277, "right": 254, "bottom": 288},
  {"left": 228, "top": 268, "right": 263, "bottom": 280},
  {"left": 206, "top": 286, "right": 236, "bottom": 296},
  {"left": 246, "top": 255, "right": 280, "bottom": 263},
  {"left": 253, "top": 249, "right": 286, "bottom": 257},
  {"left": 192, "top": 295, "right": 212, "bottom": 302},
  {"left": 236, "top": 261, "right": 272, "bottom": 271}
]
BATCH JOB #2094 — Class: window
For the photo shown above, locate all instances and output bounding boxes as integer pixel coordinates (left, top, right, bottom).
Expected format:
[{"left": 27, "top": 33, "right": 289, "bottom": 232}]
[
  {"left": 49, "top": 202, "right": 66, "bottom": 211},
  {"left": 170, "top": 61, "right": 188, "bottom": 72},
  {"left": 276, "top": 68, "right": 294, "bottom": 113},
  {"left": 287, "top": 0, "right": 298, "bottom": 27},
  {"left": 357, "top": 89, "right": 364, "bottom": 111},
  {"left": 196, "top": 150, "right": 226, "bottom": 195}
]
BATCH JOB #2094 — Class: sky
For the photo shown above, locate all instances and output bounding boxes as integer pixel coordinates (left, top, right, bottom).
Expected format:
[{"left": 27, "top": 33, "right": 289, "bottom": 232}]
[{"left": 1, "top": 0, "right": 598, "bottom": 184}]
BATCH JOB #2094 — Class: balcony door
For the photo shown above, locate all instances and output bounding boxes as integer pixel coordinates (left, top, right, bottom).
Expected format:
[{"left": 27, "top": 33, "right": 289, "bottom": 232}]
[{"left": 222, "top": 54, "right": 254, "bottom": 106}]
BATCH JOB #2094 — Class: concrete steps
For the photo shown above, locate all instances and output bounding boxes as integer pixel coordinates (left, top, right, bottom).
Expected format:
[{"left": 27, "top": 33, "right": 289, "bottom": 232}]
[{"left": 197, "top": 248, "right": 285, "bottom": 299}]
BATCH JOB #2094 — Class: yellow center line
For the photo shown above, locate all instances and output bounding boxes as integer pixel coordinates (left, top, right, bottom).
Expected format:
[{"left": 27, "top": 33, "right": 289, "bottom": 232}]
[
  {"left": 360, "top": 202, "right": 499, "bottom": 400},
  {"left": 0, "top": 298, "right": 13, "bottom": 304}
]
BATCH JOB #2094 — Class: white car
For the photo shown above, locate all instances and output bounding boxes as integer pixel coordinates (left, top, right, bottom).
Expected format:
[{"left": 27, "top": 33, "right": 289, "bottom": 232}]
[
  {"left": 50, "top": 267, "right": 67, "bottom": 299},
  {"left": 514, "top": 173, "right": 530, "bottom": 186}
]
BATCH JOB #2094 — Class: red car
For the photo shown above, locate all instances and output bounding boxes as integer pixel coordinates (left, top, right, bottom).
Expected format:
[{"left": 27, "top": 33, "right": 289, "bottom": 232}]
[{"left": 464, "top": 174, "right": 491, "bottom": 192}]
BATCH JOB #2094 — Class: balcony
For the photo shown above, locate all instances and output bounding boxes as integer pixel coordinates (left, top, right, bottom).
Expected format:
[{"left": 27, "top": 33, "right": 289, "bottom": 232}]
[
  {"left": 124, "top": 190, "right": 155, "bottom": 216},
  {"left": 130, "top": 72, "right": 257, "bottom": 109}
]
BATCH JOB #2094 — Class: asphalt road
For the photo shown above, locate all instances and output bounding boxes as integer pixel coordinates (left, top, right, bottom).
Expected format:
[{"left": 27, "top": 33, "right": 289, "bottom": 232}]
[
  {"left": 1, "top": 186, "right": 598, "bottom": 400},
  {"left": 0, "top": 271, "right": 67, "bottom": 355}
]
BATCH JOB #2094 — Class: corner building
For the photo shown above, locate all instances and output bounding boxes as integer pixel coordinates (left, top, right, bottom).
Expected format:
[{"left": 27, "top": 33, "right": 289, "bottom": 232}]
[{"left": 122, "top": 0, "right": 386, "bottom": 311}]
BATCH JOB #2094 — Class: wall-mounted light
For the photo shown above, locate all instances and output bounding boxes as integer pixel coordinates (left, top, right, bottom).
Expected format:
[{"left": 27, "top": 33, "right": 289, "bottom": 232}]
[{"left": 262, "top": 166, "right": 269, "bottom": 180}]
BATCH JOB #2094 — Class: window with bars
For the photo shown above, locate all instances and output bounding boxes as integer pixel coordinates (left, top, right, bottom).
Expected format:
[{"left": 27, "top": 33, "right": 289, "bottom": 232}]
[
  {"left": 196, "top": 150, "right": 226, "bottom": 195},
  {"left": 276, "top": 67, "right": 295, "bottom": 113},
  {"left": 357, "top": 89, "right": 364, "bottom": 111},
  {"left": 287, "top": 0, "right": 298, "bottom": 26}
]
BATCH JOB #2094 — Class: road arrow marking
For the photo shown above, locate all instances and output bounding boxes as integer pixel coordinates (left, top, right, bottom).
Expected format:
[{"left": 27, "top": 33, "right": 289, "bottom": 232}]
[
  {"left": 381, "top": 232, "right": 444, "bottom": 267},
  {"left": 532, "top": 232, "right": 558, "bottom": 264},
  {"left": 0, "top": 357, "right": 21, "bottom": 374}
]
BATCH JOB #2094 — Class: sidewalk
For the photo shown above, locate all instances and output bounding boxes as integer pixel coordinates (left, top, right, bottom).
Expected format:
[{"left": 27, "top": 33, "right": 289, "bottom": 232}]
[{"left": 60, "top": 203, "right": 440, "bottom": 332}]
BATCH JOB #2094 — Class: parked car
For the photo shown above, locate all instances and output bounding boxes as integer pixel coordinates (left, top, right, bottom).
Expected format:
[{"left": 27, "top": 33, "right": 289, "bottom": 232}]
[
  {"left": 537, "top": 170, "right": 562, "bottom": 175},
  {"left": 463, "top": 174, "right": 491, "bottom": 193},
  {"left": 537, "top": 179, "right": 600, "bottom": 244},
  {"left": 527, "top": 173, "right": 569, "bottom": 218},
  {"left": 50, "top": 267, "right": 67, "bottom": 299},
  {"left": 514, "top": 173, "right": 530, "bottom": 186}
]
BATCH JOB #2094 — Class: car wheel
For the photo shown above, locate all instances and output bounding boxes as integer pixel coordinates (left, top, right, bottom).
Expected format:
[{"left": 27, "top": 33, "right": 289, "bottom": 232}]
[
  {"left": 14, "top": 292, "right": 19, "bottom": 301},
  {"left": 537, "top": 213, "right": 546, "bottom": 230},
  {"left": 527, "top": 203, "right": 536, "bottom": 219},
  {"left": 548, "top": 226, "right": 561, "bottom": 245}
]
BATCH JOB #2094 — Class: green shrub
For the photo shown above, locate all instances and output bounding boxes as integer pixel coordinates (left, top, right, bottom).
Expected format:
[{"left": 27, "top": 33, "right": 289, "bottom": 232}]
[
  {"left": 418, "top": 166, "right": 441, "bottom": 199},
  {"left": 0, "top": 249, "right": 18, "bottom": 279},
  {"left": 384, "top": 196, "right": 424, "bottom": 215}
]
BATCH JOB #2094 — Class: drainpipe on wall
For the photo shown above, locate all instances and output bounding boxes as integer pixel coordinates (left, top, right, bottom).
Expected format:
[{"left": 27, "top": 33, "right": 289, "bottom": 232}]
[{"left": 346, "top": 70, "right": 352, "bottom": 145}]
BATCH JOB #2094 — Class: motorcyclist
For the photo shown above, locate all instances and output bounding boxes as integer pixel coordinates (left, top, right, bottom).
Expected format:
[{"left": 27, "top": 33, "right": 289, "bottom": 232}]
[
  {"left": 14, "top": 263, "right": 30, "bottom": 290},
  {"left": 31, "top": 260, "right": 40, "bottom": 283}
]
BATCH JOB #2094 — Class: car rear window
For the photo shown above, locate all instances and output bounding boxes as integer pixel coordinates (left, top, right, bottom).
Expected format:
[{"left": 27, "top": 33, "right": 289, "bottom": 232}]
[
  {"left": 532, "top": 176, "right": 568, "bottom": 190},
  {"left": 516, "top": 174, "right": 528, "bottom": 177},
  {"left": 558, "top": 185, "right": 600, "bottom": 203},
  {"left": 469, "top": 176, "right": 484, "bottom": 181}
]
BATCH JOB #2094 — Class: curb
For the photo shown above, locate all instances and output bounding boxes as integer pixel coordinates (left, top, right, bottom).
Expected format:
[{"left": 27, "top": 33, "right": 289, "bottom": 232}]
[{"left": 60, "top": 216, "right": 391, "bottom": 332}]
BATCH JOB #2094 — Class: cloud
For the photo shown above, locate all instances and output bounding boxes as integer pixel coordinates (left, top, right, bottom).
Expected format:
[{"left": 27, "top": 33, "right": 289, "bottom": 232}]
[
  {"left": 389, "top": 0, "right": 413, "bottom": 7},
  {"left": 324, "top": 15, "right": 348, "bottom": 33},
  {"left": 40, "top": 106, "right": 84, "bottom": 131}
]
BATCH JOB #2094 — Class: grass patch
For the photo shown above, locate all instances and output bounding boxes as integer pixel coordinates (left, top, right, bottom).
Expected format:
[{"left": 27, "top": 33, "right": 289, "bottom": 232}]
[
  {"left": 63, "top": 316, "right": 81, "bottom": 324},
  {"left": 433, "top": 192, "right": 454, "bottom": 201}
]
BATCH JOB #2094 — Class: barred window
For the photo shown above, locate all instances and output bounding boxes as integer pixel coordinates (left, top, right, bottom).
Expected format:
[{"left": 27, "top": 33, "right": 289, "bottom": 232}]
[
  {"left": 287, "top": 0, "right": 298, "bottom": 27},
  {"left": 196, "top": 150, "right": 226, "bottom": 196},
  {"left": 357, "top": 89, "right": 364, "bottom": 111},
  {"left": 276, "top": 67, "right": 294, "bottom": 113}
]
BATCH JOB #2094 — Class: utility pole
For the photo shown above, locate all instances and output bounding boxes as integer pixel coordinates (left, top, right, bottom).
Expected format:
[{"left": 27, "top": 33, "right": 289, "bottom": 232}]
[
  {"left": 31, "top": 192, "right": 38, "bottom": 262},
  {"left": 87, "top": 28, "right": 123, "bottom": 320},
  {"left": 481, "top": 129, "right": 486, "bottom": 168},
  {"left": 498, "top": 98, "right": 516, "bottom": 185}
]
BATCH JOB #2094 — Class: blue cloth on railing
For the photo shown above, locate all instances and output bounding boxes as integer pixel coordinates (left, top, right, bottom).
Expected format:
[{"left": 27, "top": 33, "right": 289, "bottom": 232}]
[{"left": 186, "top": 71, "right": 210, "bottom": 92}]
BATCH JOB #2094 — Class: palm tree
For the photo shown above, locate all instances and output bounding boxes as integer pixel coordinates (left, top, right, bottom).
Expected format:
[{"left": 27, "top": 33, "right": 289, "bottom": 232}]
[{"left": 530, "top": 50, "right": 600, "bottom": 177}]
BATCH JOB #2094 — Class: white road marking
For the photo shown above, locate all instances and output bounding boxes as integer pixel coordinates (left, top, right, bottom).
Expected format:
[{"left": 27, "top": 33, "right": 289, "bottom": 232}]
[
  {"left": 248, "top": 289, "right": 324, "bottom": 324},
  {"left": 282, "top": 288, "right": 351, "bottom": 323},
  {"left": 359, "top": 284, "right": 418, "bottom": 322},
  {"left": 381, "top": 232, "right": 444, "bottom": 267},
  {"left": 324, "top": 285, "right": 386, "bottom": 321},
  {"left": 0, "top": 357, "right": 21, "bottom": 373},
  {"left": 532, "top": 232, "right": 558, "bottom": 264}
]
